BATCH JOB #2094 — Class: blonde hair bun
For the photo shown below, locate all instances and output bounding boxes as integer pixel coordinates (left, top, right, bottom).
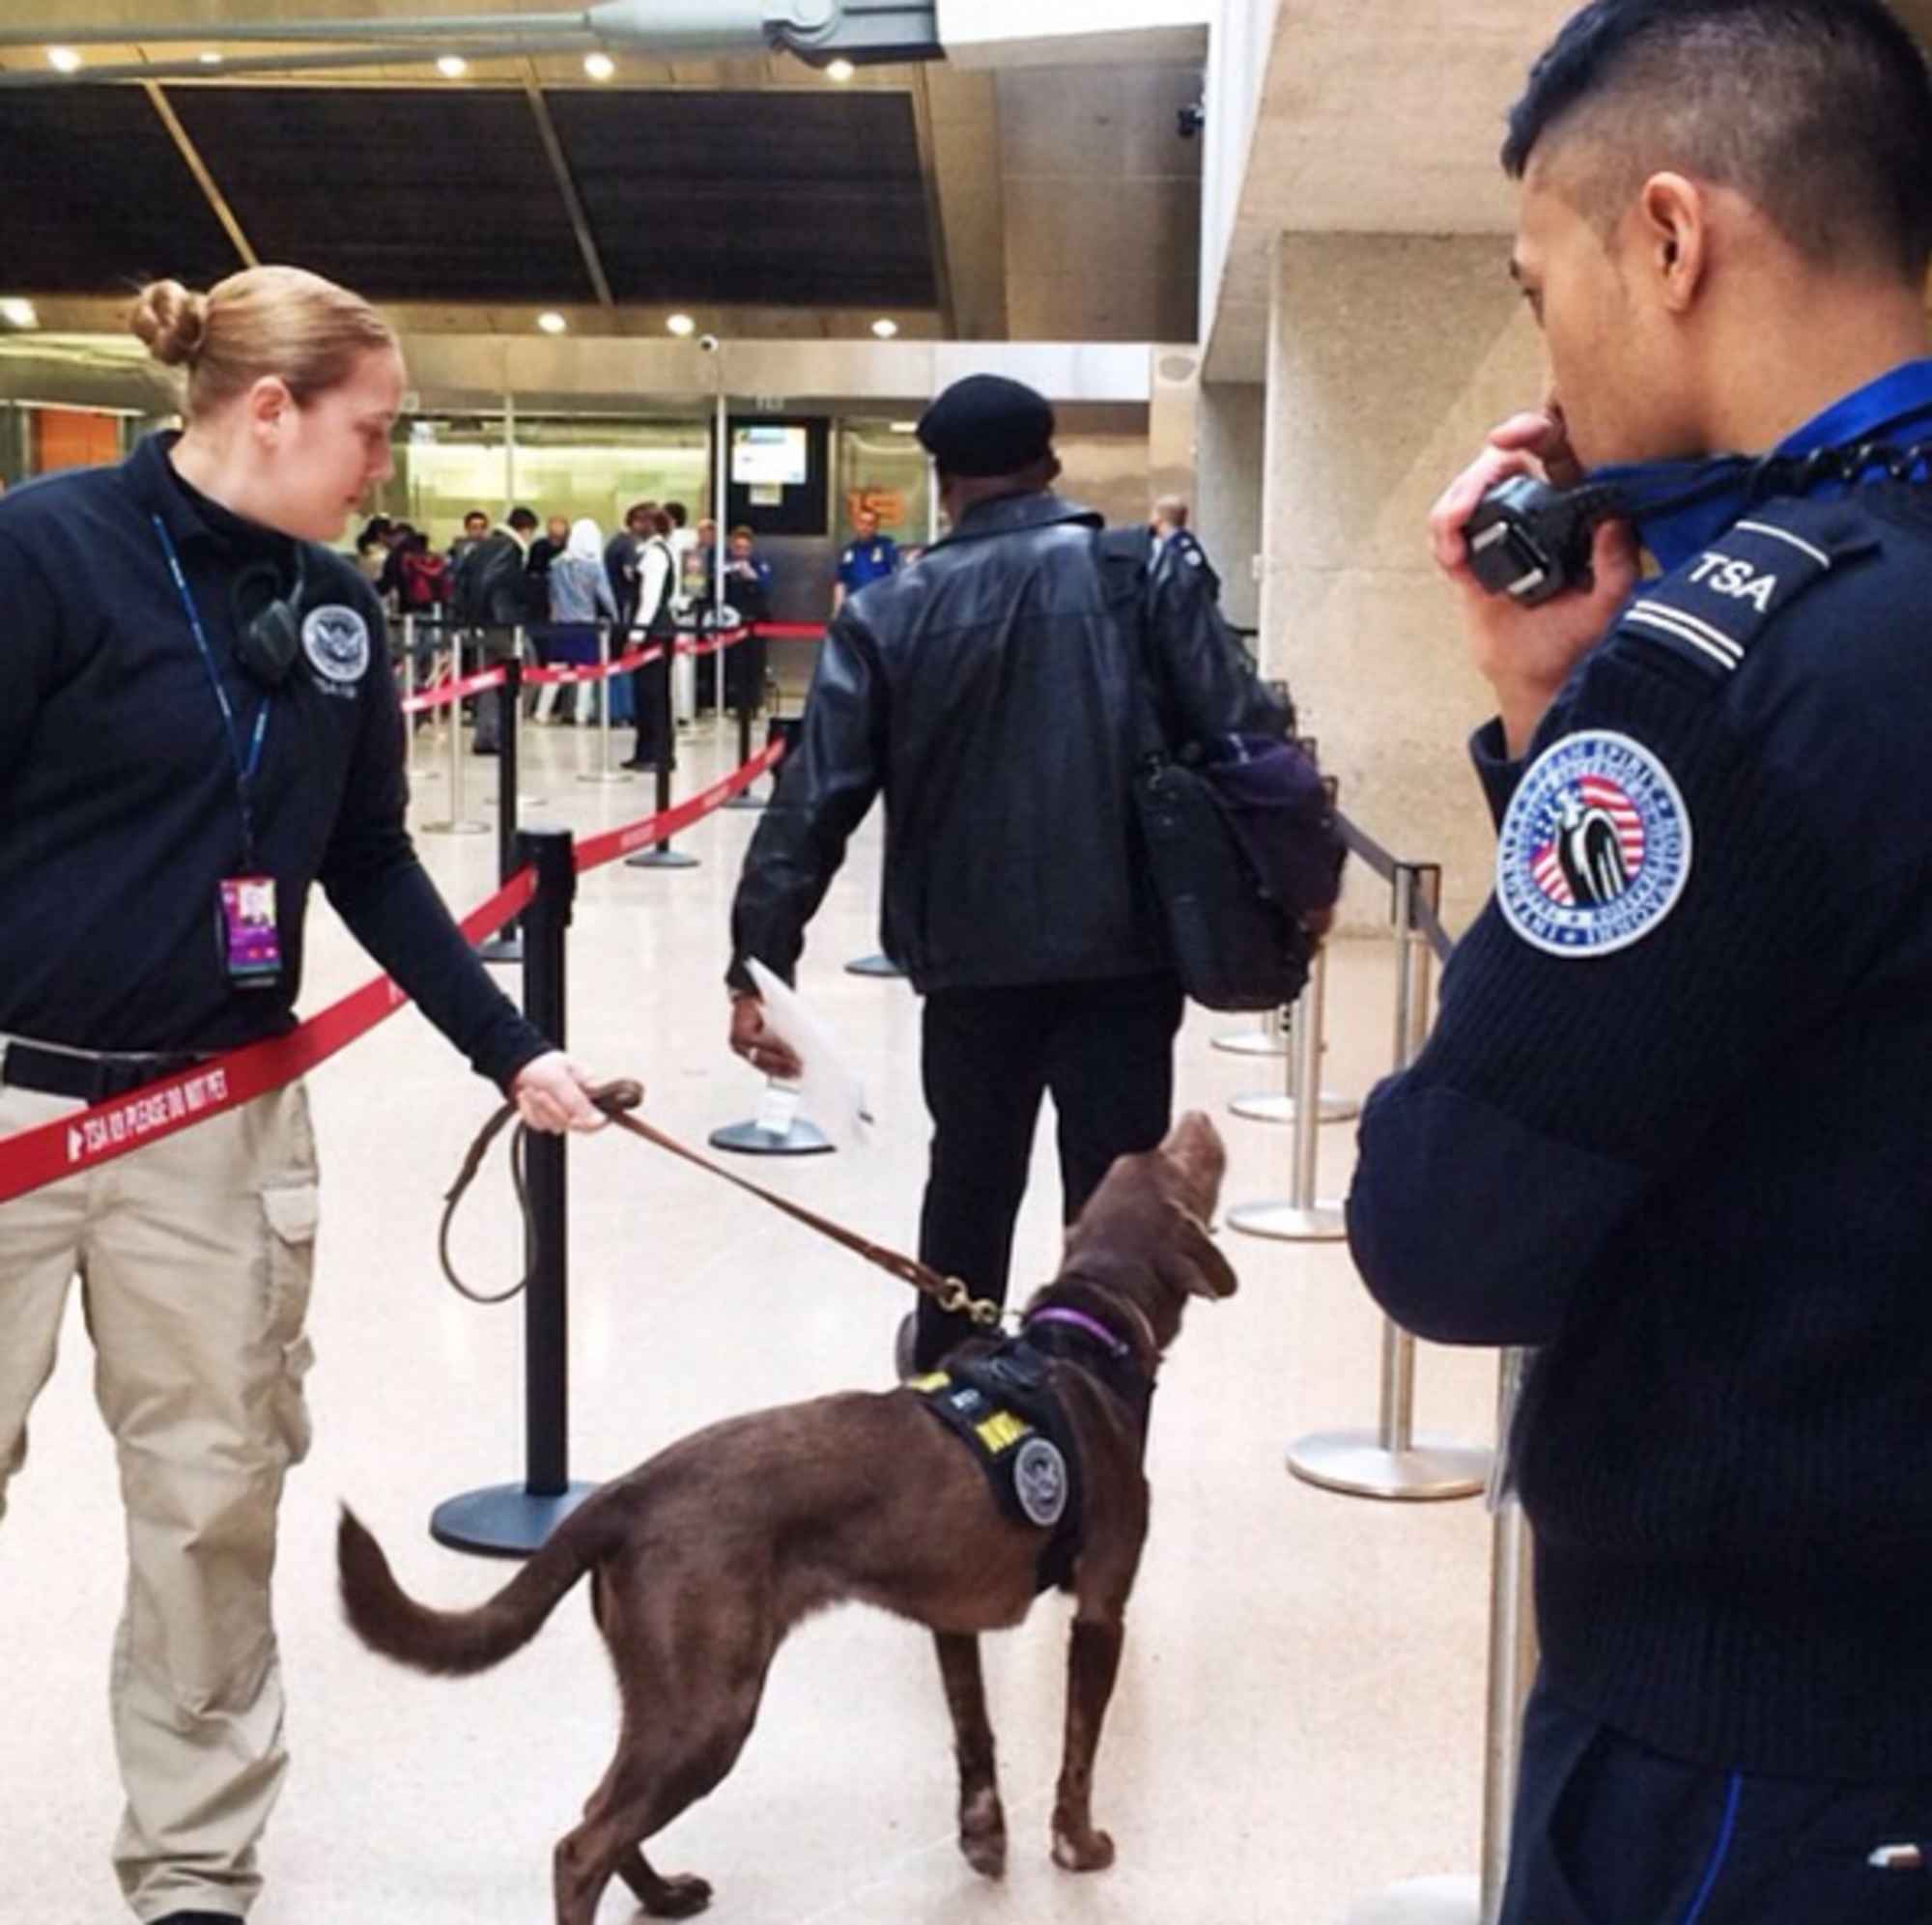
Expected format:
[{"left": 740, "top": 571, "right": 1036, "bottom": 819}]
[{"left": 129, "top": 279, "right": 208, "bottom": 369}]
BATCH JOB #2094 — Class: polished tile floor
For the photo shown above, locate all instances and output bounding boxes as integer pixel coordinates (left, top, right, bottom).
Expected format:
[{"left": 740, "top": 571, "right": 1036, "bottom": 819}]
[{"left": 1, "top": 706, "right": 1511, "bottom": 1925}]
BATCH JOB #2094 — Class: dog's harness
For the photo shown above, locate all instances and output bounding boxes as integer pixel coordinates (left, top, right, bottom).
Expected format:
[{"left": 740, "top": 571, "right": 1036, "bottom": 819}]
[{"left": 910, "top": 1304, "right": 1154, "bottom": 1594}]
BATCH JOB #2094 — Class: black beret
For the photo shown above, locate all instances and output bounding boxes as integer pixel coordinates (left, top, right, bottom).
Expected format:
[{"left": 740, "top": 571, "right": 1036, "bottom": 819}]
[{"left": 916, "top": 374, "right": 1056, "bottom": 478}]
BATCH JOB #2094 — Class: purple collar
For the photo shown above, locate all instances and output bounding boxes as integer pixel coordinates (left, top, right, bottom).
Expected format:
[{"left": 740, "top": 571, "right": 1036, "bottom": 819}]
[{"left": 1024, "top": 1304, "right": 1130, "bottom": 1357}]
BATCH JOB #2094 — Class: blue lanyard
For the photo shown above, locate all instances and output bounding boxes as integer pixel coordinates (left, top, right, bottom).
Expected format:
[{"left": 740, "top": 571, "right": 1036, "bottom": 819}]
[{"left": 151, "top": 513, "right": 272, "bottom": 864}]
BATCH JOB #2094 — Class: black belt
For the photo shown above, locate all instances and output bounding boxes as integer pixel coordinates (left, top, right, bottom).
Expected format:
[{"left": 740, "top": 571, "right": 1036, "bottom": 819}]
[{"left": 1, "top": 1040, "right": 205, "bottom": 1104}]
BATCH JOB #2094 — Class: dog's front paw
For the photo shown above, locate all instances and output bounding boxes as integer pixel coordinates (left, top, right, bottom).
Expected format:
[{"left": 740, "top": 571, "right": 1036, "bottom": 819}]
[
  {"left": 1051, "top": 1824, "right": 1116, "bottom": 1874},
  {"left": 957, "top": 1786, "right": 1008, "bottom": 1879}
]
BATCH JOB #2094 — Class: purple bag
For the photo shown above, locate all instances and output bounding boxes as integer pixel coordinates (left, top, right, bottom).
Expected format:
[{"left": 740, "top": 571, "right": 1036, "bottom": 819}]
[{"left": 1197, "top": 734, "right": 1345, "bottom": 922}]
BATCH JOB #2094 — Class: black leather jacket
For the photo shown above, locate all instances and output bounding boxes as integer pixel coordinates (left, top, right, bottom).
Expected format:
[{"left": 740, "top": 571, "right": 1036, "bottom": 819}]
[{"left": 728, "top": 490, "right": 1281, "bottom": 994}]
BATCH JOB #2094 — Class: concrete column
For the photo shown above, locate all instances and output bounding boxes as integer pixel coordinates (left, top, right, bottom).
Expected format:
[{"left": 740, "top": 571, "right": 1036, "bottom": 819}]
[
  {"left": 1196, "top": 377, "right": 1266, "bottom": 632},
  {"left": 1258, "top": 232, "right": 1543, "bottom": 931}
]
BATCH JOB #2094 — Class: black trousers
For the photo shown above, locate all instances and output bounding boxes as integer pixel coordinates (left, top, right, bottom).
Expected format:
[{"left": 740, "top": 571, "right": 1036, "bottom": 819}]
[
  {"left": 912, "top": 974, "right": 1184, "bottom": 1370},
  {"left": 630, "top": 636, "right": 675, "bottom": 765},
  {"left": 1499, "top": 1678, "right": 1932, "bottom": 1925},
  {"left": 725, "top": 628, "right": 768, "bottom": 716}
]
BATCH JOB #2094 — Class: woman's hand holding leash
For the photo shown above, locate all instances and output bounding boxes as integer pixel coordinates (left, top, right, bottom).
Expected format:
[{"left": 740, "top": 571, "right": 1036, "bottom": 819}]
[{"left": 508, "top": 1050, "right": 609, "bottom": 1132}]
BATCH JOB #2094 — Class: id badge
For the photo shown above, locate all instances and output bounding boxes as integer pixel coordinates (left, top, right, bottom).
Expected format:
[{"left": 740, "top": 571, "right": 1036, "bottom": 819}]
[{"left": 219, "top": 875, "right": 283, "bottom": 988}]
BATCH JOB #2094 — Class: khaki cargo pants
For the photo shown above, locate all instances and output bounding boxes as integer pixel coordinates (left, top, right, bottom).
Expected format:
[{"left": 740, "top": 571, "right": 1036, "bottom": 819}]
[{"left": 0, "top": 1080, "right": 319, "bottom": 1922}]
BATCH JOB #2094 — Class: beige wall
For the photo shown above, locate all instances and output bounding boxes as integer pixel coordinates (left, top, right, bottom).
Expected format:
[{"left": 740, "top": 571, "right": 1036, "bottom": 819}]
[{"left": 1258, "top": 231, "right": 1545, "bottom": 935}]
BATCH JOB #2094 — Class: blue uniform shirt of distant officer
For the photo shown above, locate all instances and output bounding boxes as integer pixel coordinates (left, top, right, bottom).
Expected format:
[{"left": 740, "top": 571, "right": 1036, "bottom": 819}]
[{"left": 833, "top": 506, "right": 900, "bottom": 609}]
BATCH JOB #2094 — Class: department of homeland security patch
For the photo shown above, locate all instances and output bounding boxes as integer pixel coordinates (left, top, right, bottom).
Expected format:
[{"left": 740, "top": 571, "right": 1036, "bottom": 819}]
[
  {"left": 1496, "top": 729, "right": 1692, "bottom": 956},
  {"left": 302, "top": 604, "right": 371, "bottom": 685}
]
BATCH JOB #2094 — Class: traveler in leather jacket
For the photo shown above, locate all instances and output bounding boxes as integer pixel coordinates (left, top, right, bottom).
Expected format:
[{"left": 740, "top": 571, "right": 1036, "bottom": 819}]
[{"left": 726, "top": 374, "right": 1278, "bottom": 1367}]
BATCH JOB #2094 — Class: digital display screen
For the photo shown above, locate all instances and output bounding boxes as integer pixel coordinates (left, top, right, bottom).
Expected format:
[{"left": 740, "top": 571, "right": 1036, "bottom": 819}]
[{"left": 730, "top": 424, "right": 810, "bottom": 489}]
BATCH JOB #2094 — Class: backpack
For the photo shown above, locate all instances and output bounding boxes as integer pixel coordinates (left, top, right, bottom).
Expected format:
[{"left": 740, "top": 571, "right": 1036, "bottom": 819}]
[
  {"left": 1099, "top": 525, "right": 1346, "bottom": 1009},
  {"left": 398, "top": 548, "right": 448, "bottom": 611}
]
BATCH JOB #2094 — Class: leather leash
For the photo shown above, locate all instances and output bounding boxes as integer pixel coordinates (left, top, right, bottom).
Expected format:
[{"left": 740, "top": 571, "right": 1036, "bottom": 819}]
[{"left": 439, "top": 1077, "right": 1003, "bottom": 1328}]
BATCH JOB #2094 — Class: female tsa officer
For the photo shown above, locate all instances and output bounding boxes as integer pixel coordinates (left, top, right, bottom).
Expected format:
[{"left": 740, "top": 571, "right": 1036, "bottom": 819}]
[{"left": 0, "top": 266, "right": 604, "bottom": 1925}]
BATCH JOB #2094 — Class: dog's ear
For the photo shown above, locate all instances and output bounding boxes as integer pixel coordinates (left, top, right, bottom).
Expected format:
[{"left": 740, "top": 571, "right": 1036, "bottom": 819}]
[{"left": 1162, "top": 1199, "right": 1239, "bottom": 1300}]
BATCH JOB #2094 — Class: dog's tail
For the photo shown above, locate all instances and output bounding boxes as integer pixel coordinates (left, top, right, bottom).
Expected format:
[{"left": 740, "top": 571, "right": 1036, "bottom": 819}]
[{"left": 337, "top": 1504, "right": 597, "bottom": 1676}]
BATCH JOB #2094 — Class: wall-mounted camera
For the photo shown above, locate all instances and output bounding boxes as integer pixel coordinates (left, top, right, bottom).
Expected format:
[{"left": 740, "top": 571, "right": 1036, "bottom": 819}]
[{"left": 1177, "top": 100, "right": 1205, "bottom": 140}]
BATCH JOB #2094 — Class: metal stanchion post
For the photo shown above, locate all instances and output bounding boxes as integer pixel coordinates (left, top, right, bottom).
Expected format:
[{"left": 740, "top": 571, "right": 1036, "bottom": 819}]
[
  {"left": 418, "top": 626, "right": 487, "bottom": 835},
  {"left": 1337, "top": 1354, "right": 1533, "bottom": 1925},
  {"left": 477, "top": 655, "right": 526, "bottom": 965},
  {"left": 1212, "top": 999, "right": 1291, "bottom": 1057},
  {"left": 1481, "top": 1405, "right": 1537, "bottom": 1923},
  {"left": 431, "top": 827, "right": 598, "bottom": 1555},
  {"left": 710, "top": 1079, "right": 834, "bottom": 1156},
  {"left": 577, "top": 619, "right": 634, "bottom": 787},
  {"left": 626, "top": 646, "right": 698, "bottom": 871},
  {"left": 1229, "top": 947, "right": 1349, "bottom": 1241},
  {"left": 1285, "top": 864, "right": 1489, "bottom": 1496},
  {"left": 1289, "top": 1316, "right": 1490, "bottom": 1499},
  {"left": 725, "top": 673, "right": 764, "bottom": 810},
  {"left": 1230, "top": 976, "right": 1360, "bottom": 1125},
  {"left": 401, "top": 616, "right": 427, "bottom": 789}
]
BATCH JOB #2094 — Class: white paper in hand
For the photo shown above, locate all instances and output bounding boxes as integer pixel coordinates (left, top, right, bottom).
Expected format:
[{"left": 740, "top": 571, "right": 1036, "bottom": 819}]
[{"left": 746, "top": 959, "right": 873, "bottom": 1145}]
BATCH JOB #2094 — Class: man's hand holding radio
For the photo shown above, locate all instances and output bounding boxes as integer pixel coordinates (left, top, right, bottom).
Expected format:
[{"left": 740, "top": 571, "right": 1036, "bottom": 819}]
[{"left": 1432, "top": 408, "right": 1641, "bottom": 757}]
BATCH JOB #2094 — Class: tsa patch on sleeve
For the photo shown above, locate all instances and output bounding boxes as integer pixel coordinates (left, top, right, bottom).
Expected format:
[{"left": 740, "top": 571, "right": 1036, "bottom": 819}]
[{"left": 1495, "top": 730, "right": 1692, "bottom": 956}]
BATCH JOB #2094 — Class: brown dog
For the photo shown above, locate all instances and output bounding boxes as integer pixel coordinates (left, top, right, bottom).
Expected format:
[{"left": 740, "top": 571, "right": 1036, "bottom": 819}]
[{"left": 337, "top": 1110, "right": 1235, "bottom": 1924}]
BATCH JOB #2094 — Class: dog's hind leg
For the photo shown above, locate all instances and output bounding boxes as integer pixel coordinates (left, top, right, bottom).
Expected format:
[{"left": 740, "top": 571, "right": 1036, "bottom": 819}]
[
  {"left": 553, "top": 1645, "right": 769, "bottom": 1924},
  {"left": 934, "top": 1630, "right": 1007, "bottom": 1878},
  {"left": 1050, "top": 1615, "right": 1123, "bottom": 1872},
  {"left": 614, "top": 1847, "right": 712, "bottom": 1920},
  {"left": 554, "top": 1741, "right": 724, "bottom": 1925}
]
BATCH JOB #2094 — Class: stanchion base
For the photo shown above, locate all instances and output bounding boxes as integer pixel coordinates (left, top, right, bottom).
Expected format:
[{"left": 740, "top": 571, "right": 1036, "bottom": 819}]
[
  {"left": 1288, "top": 1430, "right": 1491, "bottom": 1501},
  {"left": 475, "top": 934, "right": 524, "bottom": 965},
  {"left": 709, "top": 1118, "right": 835, "bottom": 1156},
  {"left": 1211, "top": 1026, "right": 1288, "bottom": 1057},
  {"left": 624, "top": 848, "right": 700, "bottom": 869},
  {"left": 845, "top": 953, "right": 906, "bottom": 978},
  {"left": 1340, "top": 1874, "right": 1481, "bottom": 1925},
  {"left": 1229, "top": 1090, "right": 1361, "bottom": 1125},
  {"left": 1228, "top": 1199, "right": 1349, "bottom": 1242},
  {"left": 429, "top": 1480, "right": 600, "bottom": 1559}
]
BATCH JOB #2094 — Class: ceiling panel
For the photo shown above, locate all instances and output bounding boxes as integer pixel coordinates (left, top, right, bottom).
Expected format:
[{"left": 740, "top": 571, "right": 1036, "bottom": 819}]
[
  {"left": 548, "top": 88, "right": 935, "bottom": 310},
  {"left": 0, "top": 89, "right": 244, "bottom": 293},
  {"left": 167, "top": 86, "right": 596, "bottom": 303}
]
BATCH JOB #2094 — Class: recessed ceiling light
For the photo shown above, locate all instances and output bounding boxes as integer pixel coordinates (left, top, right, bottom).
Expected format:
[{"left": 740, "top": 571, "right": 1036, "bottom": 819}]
[
  {"left": 870, "top": 317, "right": 899, "bottom": 339},
  {"left": 197, "top": 51, "right": 224, "bottom": 67},
  {"left": 0, "top": 298, "right": 40, "bottom": 328},
  {"left": 583, "top": 52, "right": 615, "bottom": 81},
  {"left": 46, "top": 46, "right": 82, "bottom": 73},
  {"left": 666, "top": 313, "right": 697, "bottom": 338},
  {"left": 826, "top": 58, "right": 856, "bottom": 82},
  {"left": 536, "top": 311, "right": 568, "bottom": 335},
  {"left": 436, "top": 54, "right": 469, "bottom": 78}
]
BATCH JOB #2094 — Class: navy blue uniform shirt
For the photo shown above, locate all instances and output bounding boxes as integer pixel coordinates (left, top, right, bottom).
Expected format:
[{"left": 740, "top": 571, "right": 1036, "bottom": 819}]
[
  {"left": 1349, "top": 361, "right": 1932, "bottom": 1781},
  {"left": 0, "top": 434, "right": 544, "bottom": 1084}
]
